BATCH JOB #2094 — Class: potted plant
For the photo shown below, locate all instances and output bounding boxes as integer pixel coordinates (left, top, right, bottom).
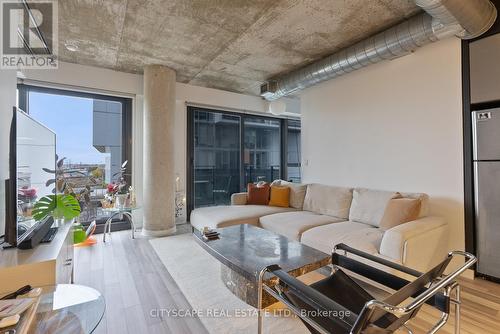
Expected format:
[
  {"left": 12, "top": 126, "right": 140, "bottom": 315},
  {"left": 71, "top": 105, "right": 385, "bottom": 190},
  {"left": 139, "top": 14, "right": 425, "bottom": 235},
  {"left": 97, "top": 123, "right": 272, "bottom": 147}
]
[
  {"left": 114, "top": 185, "right": 129, "bottom": 209},
  {"left": 105, "top": 161, "right": 130, "bottom": 208},
  {"left": 32, "top": 194, "right": 81, "bottom": 222}
]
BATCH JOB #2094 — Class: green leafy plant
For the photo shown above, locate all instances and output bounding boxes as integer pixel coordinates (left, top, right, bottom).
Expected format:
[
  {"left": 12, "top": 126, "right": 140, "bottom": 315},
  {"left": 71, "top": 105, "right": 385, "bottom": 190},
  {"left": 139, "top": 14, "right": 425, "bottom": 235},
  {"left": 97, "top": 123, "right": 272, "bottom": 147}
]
[{"left": 32, "top": 194, "right": 81, "bottom": 221}]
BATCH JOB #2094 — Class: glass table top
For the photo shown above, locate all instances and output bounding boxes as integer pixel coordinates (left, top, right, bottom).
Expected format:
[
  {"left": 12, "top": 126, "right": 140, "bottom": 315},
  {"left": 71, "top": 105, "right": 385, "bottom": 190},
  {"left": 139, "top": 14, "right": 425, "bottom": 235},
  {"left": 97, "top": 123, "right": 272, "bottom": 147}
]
[
  {"left": 30, "top": 284, "right": 105, "bottom": 334},
  {"left": 101, "top": 206, "right": 141, "bottom": 213}
]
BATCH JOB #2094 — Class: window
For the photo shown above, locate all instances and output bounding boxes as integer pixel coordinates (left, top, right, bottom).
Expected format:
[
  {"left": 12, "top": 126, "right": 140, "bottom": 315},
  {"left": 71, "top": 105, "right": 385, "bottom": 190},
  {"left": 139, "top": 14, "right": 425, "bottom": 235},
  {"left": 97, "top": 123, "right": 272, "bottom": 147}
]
[
  {"left": 244, "top": 117, "right": 281, "bottom": 184},
  {"left": 192, "top": 110, "right": 240, "bottom": 208},
  {"left": 17, "top": 85, "right": 132, "bottom": 224},
  {"left": 287, "top": 119, "right": 302, "bottom": 183},
  {"left": 187, "top": 107, "right": 301, "bottom": 214}
]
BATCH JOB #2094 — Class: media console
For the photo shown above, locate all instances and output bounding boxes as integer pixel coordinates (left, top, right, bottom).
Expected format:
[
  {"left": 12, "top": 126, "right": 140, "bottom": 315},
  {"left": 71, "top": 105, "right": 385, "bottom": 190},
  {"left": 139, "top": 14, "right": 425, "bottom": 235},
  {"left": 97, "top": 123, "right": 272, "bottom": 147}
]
[{"left": 0, "top": 220, "right": 74, "bottom": 295}]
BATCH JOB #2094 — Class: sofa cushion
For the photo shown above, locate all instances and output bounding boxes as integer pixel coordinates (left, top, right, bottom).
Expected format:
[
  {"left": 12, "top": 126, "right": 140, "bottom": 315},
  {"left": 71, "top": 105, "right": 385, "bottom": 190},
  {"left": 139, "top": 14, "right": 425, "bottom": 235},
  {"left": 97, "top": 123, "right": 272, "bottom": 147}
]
[
  {"left": 301, "top": 221, "right": 383, "bottom": 255},
  {"left": 303, "top": 184, "right": 353, "bottom": 219},
  {"left": 259, "top": 211, "right": 344, "bottom": 241},
  {"left": 279, "top": 180, "right": 308, "bottom": 209},
  {"left": 349, "top": 188, "right": 400, "bottom": 227},
  {"left": 379, "top": 198, "right": 421, "bottom": 231},
  {"left": 190, "top": 205, "right": 296, "bottom": 231}
]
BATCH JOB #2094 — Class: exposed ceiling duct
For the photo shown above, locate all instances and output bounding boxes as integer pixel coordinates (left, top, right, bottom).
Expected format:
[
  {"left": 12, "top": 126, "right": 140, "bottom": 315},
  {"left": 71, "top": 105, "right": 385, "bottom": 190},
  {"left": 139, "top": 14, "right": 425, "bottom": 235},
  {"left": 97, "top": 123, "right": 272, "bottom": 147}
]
[{"left": 261, "top": 0, "right": 497, "bottom": 101}]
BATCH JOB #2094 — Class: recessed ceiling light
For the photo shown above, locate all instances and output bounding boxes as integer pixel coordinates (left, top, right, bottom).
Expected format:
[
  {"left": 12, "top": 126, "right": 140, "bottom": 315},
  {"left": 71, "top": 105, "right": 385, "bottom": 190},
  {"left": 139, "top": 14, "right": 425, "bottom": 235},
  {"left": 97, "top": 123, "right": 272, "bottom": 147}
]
[{"left": 64, "top": 42, "right": 79, "bottom": 52}]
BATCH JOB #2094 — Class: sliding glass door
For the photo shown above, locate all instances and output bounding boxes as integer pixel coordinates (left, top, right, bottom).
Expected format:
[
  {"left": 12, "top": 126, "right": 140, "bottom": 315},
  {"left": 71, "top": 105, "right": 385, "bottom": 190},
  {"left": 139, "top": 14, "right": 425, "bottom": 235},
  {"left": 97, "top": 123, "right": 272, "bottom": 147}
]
[
  {"left": 192, "top": 110, "right": 241, "bottom": 207},
  {"left": 244, "top": 117, "right": 281, "bottom": 185},
  {"left": 188, "top": 106, "right": 301, "bottom": 214}
]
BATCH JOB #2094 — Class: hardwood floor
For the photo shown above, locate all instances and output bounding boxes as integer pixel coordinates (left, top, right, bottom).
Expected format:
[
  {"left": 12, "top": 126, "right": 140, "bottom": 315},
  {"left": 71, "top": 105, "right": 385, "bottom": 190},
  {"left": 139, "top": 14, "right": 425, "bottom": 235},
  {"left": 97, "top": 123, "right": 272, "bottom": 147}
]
[
  {"left": 74, "top": 225, "right": 208, "bottom": 334},
  {"left": 74, "top": 227, "right": 500, "bottom": 334},
  {"left": 407, "top": 277, "right": 500, "bottom": 334}
]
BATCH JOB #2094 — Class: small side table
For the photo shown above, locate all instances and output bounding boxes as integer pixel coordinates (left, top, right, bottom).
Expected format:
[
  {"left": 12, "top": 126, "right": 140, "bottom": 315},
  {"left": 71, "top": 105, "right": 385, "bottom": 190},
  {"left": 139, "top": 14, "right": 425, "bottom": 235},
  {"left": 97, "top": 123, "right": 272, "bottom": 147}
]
[
  {"left": 29, "top": 284, "right": 105, "bottom": 334},
  {"left": 101, "top": 206, "right": 141, "bottom": 242}
]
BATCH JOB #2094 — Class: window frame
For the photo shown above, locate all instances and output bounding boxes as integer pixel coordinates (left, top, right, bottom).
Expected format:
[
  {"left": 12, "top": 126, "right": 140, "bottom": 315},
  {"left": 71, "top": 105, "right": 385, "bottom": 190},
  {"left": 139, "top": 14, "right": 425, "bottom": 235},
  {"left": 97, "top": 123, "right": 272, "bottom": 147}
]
[
  {"left": 17, "top": 84, "right": 133, "bottom": 224},
  {"left": 186, "top": 105, "right": 301, "bottom": 216}
]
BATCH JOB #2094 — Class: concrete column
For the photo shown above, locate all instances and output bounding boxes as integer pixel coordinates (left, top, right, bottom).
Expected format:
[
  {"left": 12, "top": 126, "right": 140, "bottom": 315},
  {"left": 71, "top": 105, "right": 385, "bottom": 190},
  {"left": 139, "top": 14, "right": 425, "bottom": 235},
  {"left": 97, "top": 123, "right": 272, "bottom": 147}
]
[{"left": 142, "top": 65, "right": 176, "bottom": 237}]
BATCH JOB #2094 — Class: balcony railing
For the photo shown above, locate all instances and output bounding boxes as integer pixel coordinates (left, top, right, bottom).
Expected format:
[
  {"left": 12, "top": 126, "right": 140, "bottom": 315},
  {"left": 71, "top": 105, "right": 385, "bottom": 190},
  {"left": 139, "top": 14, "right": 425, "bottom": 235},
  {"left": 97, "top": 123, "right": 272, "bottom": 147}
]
[{"left": 193, "top": 166, "right": 281, "bottom": 208}]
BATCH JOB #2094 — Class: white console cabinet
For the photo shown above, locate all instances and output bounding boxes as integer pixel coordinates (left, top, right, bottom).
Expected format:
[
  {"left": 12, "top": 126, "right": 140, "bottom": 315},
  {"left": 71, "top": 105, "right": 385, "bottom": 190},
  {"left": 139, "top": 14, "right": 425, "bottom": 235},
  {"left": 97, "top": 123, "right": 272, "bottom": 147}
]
[{"left": 0, "top": 221, "right": 74, "bottom": 295}]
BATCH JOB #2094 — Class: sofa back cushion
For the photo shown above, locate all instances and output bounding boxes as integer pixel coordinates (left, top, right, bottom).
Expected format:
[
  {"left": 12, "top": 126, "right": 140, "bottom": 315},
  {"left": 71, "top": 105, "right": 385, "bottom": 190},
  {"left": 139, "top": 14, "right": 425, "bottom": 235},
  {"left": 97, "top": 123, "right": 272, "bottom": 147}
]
[
  {"left": 349, "top": 188, "right": 400, "bottom": 227},
  {"left": 303, "top": 184, "right": 353, "bottom": 219},
  {"left": 247, "top": 183, "right": 270, "bottom": 205},
  {"left": 379, "top": 197, "right": 422, "bottom": 230},
  {"left": 279, "top": 180, "right": 307, "bottom": 209}
]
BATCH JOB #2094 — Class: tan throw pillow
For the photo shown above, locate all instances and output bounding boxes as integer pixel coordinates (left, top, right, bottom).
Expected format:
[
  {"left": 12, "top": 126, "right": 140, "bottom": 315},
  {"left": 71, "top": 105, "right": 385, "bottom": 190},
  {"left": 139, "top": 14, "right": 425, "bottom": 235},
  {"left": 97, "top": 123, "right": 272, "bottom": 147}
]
[
  {"left": 349, "top": 188, "right": 400, "bottom": 227},
  {"left": 280, "top": 181, "right": 307, "bottom": 209},
  {"left": 379, "top": 198, "right": 422, "bottom": 231}
]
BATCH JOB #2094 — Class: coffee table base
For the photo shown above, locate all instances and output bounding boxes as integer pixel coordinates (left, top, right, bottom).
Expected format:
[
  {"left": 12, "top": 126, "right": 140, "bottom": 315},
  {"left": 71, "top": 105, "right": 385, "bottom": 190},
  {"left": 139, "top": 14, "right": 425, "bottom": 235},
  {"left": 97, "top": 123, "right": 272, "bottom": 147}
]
[{"left": 220, "top": 264, "right": 277, "bottom": 308}]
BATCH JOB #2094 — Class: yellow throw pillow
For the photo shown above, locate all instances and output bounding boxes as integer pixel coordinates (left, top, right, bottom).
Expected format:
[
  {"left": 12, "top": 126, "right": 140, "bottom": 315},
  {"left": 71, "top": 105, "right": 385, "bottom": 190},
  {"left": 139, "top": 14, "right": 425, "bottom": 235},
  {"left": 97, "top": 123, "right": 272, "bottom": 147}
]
[{"left": 269, "top": 186, "right": 290, "bottom": 208}]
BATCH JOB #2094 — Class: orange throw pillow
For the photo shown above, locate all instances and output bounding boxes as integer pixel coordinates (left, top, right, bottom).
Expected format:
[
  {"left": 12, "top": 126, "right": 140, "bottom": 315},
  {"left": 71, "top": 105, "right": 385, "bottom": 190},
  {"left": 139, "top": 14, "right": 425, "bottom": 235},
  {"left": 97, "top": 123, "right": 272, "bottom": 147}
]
[
  {"left": 247, "top": 183, "right": 270, "bottom": 205},
  {"left": 269, "top": 186, "right": 290, "bottom": 208}
]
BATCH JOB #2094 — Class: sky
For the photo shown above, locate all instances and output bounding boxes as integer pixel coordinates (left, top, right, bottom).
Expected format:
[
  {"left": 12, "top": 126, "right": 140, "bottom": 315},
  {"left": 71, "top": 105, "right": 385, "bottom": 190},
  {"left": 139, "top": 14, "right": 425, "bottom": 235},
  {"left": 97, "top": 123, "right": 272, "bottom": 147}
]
[{"left": 28, "top": 92, "right": 106, "bottom": 165}]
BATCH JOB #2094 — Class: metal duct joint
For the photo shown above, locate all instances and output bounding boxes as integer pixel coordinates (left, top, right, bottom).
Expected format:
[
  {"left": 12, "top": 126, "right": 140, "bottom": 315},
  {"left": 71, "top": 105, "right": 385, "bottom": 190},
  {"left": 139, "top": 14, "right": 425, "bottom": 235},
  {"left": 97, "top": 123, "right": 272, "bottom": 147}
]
[
  {"left": 262, "top": 0, "right": 497, "bottom": 101},
  {"left": 416, "top": 0, "right": 498, "bottom": 39}
]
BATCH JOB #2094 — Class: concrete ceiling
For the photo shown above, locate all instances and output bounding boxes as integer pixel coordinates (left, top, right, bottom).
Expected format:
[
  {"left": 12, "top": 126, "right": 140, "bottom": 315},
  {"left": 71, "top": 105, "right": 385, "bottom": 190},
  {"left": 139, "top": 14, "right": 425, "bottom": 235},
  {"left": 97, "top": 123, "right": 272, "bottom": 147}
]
[{"left": 57, "top": 0, "right": 420, "bottom": 95}]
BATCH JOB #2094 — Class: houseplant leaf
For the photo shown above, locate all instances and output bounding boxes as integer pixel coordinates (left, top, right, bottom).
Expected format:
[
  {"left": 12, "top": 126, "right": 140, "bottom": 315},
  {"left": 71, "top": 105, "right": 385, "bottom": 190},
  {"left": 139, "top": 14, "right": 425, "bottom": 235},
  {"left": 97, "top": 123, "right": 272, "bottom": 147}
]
[{"left": 32, "top": 194, "right": 81, "bottom": 221}]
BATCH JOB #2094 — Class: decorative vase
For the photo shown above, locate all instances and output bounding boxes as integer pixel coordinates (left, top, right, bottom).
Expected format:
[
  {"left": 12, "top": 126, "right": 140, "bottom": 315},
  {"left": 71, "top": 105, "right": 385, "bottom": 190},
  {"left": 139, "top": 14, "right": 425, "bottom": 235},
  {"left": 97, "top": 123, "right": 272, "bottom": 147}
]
[{"left": 115, "top": 194, "right": 128, "bottom": 209}]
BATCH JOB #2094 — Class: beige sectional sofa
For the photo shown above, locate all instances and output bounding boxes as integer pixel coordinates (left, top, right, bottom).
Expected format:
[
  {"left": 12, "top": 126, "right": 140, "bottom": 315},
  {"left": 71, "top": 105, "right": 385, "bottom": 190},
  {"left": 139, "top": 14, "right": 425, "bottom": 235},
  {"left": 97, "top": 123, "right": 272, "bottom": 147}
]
[{"left": 190, "top": 182, "right": 449, "bottom": 272}]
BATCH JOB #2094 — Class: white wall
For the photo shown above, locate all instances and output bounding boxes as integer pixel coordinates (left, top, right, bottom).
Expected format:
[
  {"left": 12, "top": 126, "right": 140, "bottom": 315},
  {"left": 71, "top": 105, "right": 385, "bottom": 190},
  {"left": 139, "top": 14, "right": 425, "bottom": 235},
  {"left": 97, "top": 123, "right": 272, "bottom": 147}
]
[
  {"left": 0, "top": 69, "right": 17, "bottom": 237},
  {"left": 21, "top": 62, "right": 299, "bottom": 223},
  {"left": 300, "top": 38, "right": 464, "bottom": 253}
]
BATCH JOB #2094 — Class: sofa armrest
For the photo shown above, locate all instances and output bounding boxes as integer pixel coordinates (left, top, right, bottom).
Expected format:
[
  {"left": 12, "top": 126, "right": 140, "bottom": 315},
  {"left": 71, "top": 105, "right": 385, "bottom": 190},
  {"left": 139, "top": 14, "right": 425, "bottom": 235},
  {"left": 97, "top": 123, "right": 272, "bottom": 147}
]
[
  {"left": 231, "top": 192, "right": 248, "bottom": 205},
  {"left": 380, "top": 216, "right": 448, "bottom": 272}
]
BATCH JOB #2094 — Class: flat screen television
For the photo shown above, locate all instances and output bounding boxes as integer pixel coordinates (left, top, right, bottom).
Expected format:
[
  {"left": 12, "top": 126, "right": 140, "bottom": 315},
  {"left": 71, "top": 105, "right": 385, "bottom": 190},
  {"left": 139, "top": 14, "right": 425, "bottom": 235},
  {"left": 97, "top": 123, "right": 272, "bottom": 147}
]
[{"left": 4, "top": 107, "right": 56, "bottom": 247}]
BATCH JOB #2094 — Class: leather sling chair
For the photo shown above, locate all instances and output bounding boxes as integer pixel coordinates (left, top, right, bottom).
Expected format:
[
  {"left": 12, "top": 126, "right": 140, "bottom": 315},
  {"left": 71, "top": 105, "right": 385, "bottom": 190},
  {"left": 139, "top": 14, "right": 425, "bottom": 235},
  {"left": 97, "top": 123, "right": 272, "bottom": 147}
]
[{"left": 257, "top": 244, "right": 476, "bottom": 334}]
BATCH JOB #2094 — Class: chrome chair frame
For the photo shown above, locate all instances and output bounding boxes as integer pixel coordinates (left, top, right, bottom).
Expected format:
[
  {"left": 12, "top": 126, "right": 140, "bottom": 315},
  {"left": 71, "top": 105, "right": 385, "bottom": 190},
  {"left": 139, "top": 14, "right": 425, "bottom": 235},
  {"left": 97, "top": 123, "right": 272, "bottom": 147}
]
[{"left": 257, "top": 245, "right": 476, "bottom": 334}]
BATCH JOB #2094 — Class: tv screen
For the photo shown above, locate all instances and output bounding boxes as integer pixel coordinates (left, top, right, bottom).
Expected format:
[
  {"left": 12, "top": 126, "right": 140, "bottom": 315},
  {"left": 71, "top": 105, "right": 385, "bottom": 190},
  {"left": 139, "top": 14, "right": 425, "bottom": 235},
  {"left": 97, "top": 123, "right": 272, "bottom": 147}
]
[{"left": 4, "top": 107, "right": 56, "bottom": 245}]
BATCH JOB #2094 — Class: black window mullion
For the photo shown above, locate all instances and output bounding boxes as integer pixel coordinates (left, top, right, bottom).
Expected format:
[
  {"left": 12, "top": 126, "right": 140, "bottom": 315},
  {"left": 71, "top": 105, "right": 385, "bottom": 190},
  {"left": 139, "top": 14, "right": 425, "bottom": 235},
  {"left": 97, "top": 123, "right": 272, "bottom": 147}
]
[
  {"left": 281, "top": 119, "right": 288, "bottom": 181},
  {"left": 122, "top": 98, "right": 133, "bottom": 187},
  {"left": 17, "top": 85, "right": 28, "bottom": 112},
  {"left": 186, "top": 107, "right": 195, "bottom": 218},
  {"left": 240, "top": 116, "right": 245, "bottom": 192}
]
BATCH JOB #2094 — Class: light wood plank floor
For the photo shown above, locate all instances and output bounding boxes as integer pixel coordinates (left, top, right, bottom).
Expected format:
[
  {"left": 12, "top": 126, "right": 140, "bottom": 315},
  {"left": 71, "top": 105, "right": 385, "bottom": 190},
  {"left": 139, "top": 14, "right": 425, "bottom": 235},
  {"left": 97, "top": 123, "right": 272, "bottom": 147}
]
[
  {"left": 74, "top": 228, "right": 500, "bottom": 334},
  {"left": 74, "top": 225, "right": 208, "bottom": 334}
]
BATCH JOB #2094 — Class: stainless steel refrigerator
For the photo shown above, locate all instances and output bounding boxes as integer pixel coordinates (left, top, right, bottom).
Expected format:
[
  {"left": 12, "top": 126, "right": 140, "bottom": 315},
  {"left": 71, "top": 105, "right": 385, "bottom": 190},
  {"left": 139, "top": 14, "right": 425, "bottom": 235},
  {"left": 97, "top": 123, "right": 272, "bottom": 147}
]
[{"left": 473, "top": 107, "right": 500, "bottom": 279}]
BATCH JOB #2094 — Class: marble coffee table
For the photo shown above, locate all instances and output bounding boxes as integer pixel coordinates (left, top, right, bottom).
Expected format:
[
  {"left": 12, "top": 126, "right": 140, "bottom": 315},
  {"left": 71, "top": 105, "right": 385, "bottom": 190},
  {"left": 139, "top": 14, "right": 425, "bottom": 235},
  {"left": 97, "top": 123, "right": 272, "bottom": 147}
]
[{"left": 193, "top": 224, "right": 331, "bottom": 308}]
